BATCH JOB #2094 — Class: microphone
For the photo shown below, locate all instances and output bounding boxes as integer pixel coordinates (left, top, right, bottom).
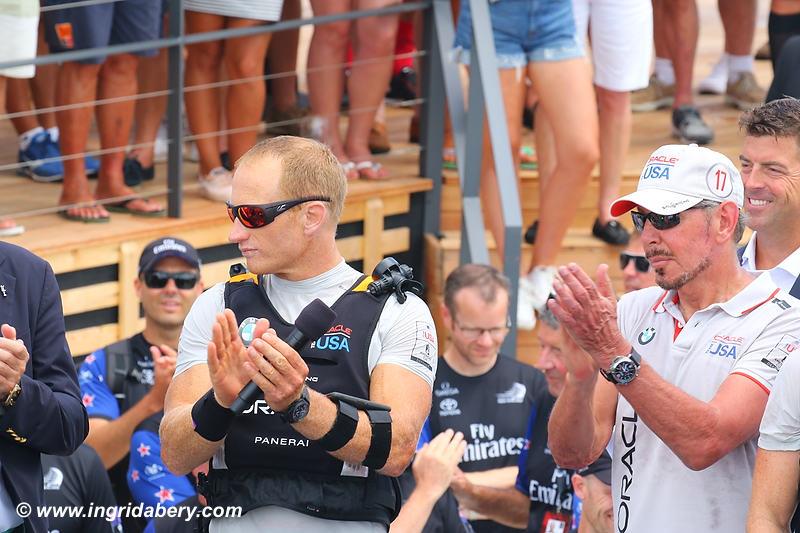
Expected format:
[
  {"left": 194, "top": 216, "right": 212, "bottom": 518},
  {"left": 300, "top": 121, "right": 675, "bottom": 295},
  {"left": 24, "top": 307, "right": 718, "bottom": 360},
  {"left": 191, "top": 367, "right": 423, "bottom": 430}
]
[{"left": 229, "top": 299, "right": 337, "bottom": 415}]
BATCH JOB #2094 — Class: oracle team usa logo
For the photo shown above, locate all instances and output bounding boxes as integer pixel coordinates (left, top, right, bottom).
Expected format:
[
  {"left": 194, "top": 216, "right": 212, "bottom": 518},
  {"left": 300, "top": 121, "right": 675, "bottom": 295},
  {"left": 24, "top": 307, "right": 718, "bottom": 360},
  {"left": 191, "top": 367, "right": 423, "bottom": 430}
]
[{"left": 638, "top": 327, "right": 656, "bottom": 345}]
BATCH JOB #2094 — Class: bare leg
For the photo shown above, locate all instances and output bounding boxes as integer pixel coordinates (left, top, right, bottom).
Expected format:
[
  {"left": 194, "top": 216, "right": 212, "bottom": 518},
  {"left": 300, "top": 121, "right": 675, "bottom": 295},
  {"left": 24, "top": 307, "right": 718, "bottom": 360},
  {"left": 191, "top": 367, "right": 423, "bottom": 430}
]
[
  {"left": 130, "top": 16, "right": 169, "bottom": 168},
  {"left": 268, "top": 0, "right": 301, "bottom": 112},
  {"left": 31, "top": 24, "right": 57, "bottom": 129},
  {"left": 0, "top": 75, "right": 19, "bottom": 232},
  {"left": 720, "top": 0, "right": 757, "bottom": 56},
  {"left": 308, "top": 0, "right": 351, "bottom": 162},
  {"left": 596, "top": 87, "right": 631, "bottom": 224},
  {"left": 666, "top": 0, "right": 698, "bottom": 107},
  {"left": 346, "top": 0, "right": 399, "bottom": 177},
  {"left": 223, "top": 18, "right": 271, "bottom": 164},
  {"left": 184, "top": 11, "right": 225, "bottom": 175},
  {"left": 56, "top": 61, "right": 108, "bottom": 219},
  {"left": 6, "top": 79, "right": 39, "bottom": 134},
  {"left": 653, "top": 0, "right": 669, "bottom": 59},
  {"left": 528, "top": 58, "right": 599, "bottom": 269},
  {"left": 94, "top": 54, "right": 162, "bottom": 212}
]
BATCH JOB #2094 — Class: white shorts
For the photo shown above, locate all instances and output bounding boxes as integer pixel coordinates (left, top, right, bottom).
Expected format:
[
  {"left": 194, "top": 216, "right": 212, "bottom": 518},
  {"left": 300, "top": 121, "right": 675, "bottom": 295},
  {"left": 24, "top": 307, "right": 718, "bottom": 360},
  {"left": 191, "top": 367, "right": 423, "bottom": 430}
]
[
  {"left": 0, "top": 12, "right": 39, "bottom": 79},
  {"left": 572, "top": 0, "right": 653, "bottom": 92}
]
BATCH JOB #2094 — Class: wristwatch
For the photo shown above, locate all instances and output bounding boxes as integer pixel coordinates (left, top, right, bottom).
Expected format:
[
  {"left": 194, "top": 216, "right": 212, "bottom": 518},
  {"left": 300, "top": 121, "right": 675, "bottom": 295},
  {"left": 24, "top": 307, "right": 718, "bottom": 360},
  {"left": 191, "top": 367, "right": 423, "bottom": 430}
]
[
  {"left": 600, "top": 348, "right": 642, "bottom": 385},
  {"left": 279, "top": 385, "right": 310, "bottom": 424},
  {"left": 2, "top": 383, "right": 21, "bottom": 407}
]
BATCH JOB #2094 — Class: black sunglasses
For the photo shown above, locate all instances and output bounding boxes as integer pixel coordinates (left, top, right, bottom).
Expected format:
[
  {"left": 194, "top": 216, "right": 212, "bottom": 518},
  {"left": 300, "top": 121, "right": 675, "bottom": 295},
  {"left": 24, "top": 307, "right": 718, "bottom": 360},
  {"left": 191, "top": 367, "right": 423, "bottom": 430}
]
[
  {"left": 630, "top": 205, "right": 705, "bottom": 232},
  {"left": 143, "top": 271, "right": 199, "bottom": 290},
  {"left": 620, "top": 253, "right": 650, "bottom": 273},
  {"left": 226, "top": 196, "right": 331, "bottom": 229}
]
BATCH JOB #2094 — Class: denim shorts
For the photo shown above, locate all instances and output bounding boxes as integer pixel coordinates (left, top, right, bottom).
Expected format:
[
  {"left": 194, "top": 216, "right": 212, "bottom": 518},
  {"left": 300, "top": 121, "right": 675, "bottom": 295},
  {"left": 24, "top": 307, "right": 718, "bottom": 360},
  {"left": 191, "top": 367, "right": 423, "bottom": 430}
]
[
  {"left": 453, "top": 0, "right": 585, "bottom": 68},
  {"left": 43, "top": 0, "right": 162, "bottom": 64}
]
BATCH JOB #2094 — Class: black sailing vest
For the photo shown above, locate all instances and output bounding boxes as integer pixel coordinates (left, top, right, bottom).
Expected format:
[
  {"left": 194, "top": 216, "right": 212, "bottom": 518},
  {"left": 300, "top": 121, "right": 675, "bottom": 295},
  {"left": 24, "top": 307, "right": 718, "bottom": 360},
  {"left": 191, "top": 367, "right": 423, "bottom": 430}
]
[{"left": 201, "top": 268, "right": 401, "bottom": 527}]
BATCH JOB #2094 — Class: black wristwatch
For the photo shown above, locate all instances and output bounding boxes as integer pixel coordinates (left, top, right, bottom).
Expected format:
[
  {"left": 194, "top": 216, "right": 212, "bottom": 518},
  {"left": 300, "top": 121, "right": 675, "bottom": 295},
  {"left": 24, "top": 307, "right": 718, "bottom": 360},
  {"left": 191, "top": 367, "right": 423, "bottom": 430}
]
[
  {"left": 600, "top": 348, "right": 642, "bottom": 385},
  {"left": 279, "top": 385, "right": 310, "bottom": 424}
]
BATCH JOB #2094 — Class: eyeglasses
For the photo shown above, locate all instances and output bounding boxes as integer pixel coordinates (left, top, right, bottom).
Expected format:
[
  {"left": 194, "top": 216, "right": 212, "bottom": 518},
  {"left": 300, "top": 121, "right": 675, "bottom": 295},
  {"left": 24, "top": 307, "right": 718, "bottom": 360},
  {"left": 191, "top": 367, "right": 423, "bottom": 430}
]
[
  {"left": 453, "top": 318, "right": 511, "bottom": 340},
  {"left": 619, "top": 253, "right": 651, "bottom": 273},
  {"left": 143, "top": 271, "right": 199, "bottom": 290},
  {"left": 226, "top": 196, "right": 331, "bottom": 229},
  {"left": 630, "top": 205, "right": 705, "bottom": 232}
]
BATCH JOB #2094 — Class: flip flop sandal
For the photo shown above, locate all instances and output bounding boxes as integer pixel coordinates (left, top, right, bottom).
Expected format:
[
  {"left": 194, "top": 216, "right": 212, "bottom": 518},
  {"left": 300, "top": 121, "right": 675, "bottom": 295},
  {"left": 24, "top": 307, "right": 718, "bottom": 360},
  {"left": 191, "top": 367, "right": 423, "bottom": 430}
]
[
  {"left": 0, "top": 222, "right": 24, "bottom": 236},
  {"left": 443, "top": 147, "right": 457, "bottom": 170},
  {"left": 355, "top": 160, "right": 387, "bottom": 180},
  {"left": 339, "top": 161, "right": 358, "bottom": 181},
  {"left": 520, "top": 146, "right": 538, "bottom": 171},
  {"left": 57, "top": 207, "right": 110, "bottom": 223},
  {"left": 106, "top": 198, "right": 166, "bottom": 217}
]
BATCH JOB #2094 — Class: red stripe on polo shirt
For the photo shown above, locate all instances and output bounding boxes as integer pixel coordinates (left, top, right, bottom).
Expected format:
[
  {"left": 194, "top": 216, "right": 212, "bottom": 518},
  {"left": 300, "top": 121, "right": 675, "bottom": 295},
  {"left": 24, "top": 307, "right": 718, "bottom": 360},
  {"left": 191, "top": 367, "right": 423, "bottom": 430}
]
[
  {"left": 731, "top": 372, "right": 770, "bottom": 395},
  {"left": 740, "top": 288, "right": 780, "bottom": 316}
]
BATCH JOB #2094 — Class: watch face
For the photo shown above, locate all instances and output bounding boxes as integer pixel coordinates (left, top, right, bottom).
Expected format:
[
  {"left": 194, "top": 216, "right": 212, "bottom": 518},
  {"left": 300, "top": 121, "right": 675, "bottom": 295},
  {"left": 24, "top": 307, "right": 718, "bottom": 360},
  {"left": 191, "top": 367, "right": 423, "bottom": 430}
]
[
  {"left": 613, "top": 360, "right": 638, "bottom": 384},
  {"left": 289, "top": 401, "right": 310, "bottom": 423}
]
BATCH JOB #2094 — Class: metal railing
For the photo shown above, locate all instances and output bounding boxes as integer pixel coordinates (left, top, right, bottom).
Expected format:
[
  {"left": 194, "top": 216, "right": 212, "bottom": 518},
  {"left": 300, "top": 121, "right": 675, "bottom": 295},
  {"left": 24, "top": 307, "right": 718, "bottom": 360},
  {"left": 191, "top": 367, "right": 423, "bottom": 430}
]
[{"left": 420, "top": 0, "right": 522, "bottom": 355}]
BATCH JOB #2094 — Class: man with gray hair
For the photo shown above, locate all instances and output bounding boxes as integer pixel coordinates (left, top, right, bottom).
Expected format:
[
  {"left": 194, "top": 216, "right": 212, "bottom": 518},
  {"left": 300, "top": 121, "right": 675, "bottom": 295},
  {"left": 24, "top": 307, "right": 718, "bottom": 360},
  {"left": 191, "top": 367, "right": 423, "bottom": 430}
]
[{"left": 546, "top": 143, "right": 800, "bottom": 532}]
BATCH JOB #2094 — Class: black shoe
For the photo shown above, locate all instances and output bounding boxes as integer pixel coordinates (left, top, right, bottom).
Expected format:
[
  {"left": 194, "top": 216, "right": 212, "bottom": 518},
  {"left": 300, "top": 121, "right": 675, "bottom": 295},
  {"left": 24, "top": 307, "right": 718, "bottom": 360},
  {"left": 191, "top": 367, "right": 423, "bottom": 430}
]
[
  {"left": 671, "top": 105, "right": 714, "bottom": 145},
  {"left": 522, "top": 105, "right": 536, "bottom": 131},
  {"left": 221, "top": 151, "right": 232, "bottom": 171},
  {"left": 592, "top": 218, "right": 630, "bottom": 245},
  {"left": 123, "top": 157, "right": 155, "bottom": 187},
  {"left": 387, "top": 67, "right": 417, "bottom": 101},
  {"left": 524, "top": 220, "right": 538, "bottom": 244}
]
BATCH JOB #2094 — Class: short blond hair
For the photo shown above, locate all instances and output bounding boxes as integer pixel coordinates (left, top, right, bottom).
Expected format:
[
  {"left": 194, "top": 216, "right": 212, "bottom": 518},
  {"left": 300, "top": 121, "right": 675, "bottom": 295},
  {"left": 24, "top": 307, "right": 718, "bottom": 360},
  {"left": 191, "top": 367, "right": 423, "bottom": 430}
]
[{"left": 236, "top": 136, "right": 347, "bottom": 224}]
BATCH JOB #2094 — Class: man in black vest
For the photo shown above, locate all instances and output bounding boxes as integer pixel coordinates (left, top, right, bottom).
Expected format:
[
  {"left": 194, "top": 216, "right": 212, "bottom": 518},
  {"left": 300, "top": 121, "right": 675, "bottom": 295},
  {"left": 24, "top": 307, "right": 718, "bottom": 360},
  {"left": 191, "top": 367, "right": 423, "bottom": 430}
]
[
  {"left": 161, "top": 135, "right": 437, "bottom": 532},
  {"left": 78, "top": 237, "right": 205, "bottom": 531},
  {"left": 422, "top": 263, "right": 549, "bottom": 533}
]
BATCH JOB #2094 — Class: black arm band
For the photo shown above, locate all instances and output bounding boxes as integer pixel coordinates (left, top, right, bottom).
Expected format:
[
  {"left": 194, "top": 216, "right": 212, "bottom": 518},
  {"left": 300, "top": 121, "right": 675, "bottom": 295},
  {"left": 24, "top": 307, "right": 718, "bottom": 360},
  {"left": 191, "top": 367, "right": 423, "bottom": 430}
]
[
  {"left": 191, "top": 389, "right": 235, "bottom": 442},
  {"left": 362, "top": 409, "right": 392, "bottom": 470},
  {"left": 317, "top": 397, "right": 359, "bottom": 452}
]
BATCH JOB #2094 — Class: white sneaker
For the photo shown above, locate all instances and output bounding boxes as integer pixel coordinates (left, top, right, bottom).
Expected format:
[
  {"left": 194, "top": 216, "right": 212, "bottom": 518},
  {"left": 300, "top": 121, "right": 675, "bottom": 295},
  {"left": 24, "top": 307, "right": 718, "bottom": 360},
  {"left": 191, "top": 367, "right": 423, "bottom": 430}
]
[
  {"left": 517, "top": 277, "right": 538, "bottom": 331},
  {"left": 153, "top": 122, "right": 169, "bottom": 163},
  {"left": 198, "top": 167, "right": 232, "bottom": 203},
  {"left": 698, "top": 57, "right": 728, "bottom": 95},
  {"left": 517, "top": 266, "right": 557, "bottom": 330}
]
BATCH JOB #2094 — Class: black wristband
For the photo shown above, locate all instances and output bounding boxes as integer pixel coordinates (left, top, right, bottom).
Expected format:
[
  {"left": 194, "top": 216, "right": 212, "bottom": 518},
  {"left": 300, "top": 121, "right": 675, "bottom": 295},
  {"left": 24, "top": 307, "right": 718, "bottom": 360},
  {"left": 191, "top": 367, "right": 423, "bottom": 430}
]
[
  {"left": 191, "top": 389, "right": 235, "bottom": 442},
  {"left": 317, "top": 398, "right": 359, "bottom": 452}
]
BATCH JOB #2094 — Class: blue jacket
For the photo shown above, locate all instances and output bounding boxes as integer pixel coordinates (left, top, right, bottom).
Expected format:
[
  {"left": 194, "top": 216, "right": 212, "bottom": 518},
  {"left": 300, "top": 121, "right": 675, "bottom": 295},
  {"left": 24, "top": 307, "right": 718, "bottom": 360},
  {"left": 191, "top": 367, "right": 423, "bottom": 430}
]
[{"left": 0, "top": 241, "right": 89, "bottom": 533}]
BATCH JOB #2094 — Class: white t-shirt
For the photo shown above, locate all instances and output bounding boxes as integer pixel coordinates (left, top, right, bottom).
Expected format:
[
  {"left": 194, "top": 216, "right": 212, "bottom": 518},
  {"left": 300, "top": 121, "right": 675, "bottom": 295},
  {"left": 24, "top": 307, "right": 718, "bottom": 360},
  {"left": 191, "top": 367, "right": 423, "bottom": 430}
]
[
  {"left": 176, "top": 260, "right": 437, "bottom": 532},
  {"left": 740, "top": 232, "right": 800, "bottom": 291},
  {"left": 759, "top": 347, "right": 800, "bottom": 452},
  {"left": 611, "top": 274, "right": 800, "bottom": 533}
]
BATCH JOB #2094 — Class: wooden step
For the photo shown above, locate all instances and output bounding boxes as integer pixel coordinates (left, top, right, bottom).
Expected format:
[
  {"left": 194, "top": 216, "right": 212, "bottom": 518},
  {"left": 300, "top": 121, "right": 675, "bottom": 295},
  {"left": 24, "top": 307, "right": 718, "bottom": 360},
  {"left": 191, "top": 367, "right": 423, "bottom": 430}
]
[{"left": 439, "top": 175, "right": 639, "bottom": 232}]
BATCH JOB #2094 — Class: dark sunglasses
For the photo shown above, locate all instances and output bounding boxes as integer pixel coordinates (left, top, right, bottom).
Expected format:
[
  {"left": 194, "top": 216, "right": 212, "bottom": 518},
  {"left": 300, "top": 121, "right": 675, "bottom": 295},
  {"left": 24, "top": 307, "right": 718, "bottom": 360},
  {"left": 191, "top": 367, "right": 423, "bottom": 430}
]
[
  {"left": 143, "top": 271, "right": 199, "bottom": 290},
  {"left": 620, "top": 253, "right": 650, "bottom": 273},
  {"left": 630, "top": 205, "right": 704, "bottom": 232},
  {"left": 226, "top": 196, "right": 331, "bottom": 229}
]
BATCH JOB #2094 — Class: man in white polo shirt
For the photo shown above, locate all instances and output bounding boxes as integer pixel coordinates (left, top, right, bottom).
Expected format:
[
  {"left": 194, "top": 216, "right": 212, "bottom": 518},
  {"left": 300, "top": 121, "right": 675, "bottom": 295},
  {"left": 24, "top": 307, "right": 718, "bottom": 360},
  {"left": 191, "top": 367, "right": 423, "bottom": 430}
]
[
  {"left": 545, "top": 143, "right": 800, "bottom": 533},
  {"left": 737, "top": 97, "right": 800, "bottom": 294}
]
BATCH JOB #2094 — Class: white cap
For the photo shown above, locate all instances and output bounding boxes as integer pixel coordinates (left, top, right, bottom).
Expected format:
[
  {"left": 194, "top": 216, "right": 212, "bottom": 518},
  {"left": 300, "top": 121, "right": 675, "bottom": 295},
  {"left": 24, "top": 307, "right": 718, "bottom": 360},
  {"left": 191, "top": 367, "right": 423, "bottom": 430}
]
[{"left": 610, "top": 144, "right": 744, "bottom": 217}]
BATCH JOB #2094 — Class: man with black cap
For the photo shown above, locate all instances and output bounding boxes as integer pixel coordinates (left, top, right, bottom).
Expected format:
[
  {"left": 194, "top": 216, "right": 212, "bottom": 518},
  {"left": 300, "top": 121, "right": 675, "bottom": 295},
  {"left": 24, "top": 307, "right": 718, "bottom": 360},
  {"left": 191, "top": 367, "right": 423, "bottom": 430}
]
[
  {"left": 78, "top": 237, "right": 204, "bottom": 531},
  {"left": 570, "top": 452, "right": 612, "bottom": 533},
  {"left": 547, "top": 144, "right": 800, "bottom": 532}
]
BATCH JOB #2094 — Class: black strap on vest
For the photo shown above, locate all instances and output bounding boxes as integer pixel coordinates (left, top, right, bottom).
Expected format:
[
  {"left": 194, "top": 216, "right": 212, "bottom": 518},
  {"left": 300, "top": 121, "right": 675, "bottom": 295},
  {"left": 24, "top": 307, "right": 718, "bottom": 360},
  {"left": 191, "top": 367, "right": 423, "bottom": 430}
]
[{"left": 104, "top": 339, "right": 134, "bottom": 404}]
